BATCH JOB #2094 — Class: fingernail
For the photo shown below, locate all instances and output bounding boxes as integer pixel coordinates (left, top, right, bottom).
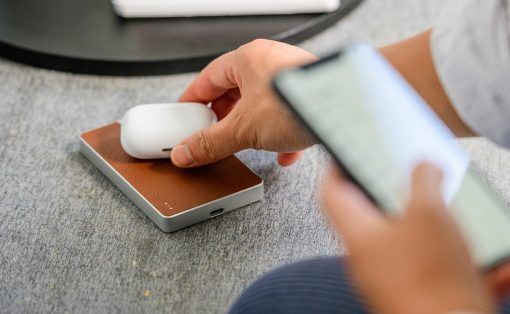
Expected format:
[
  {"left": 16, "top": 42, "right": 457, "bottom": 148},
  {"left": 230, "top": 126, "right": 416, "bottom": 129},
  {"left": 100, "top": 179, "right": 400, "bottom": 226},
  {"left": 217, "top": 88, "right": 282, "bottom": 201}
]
[{"left": 171, "top": 144, "right": 194, "bottom": 166}]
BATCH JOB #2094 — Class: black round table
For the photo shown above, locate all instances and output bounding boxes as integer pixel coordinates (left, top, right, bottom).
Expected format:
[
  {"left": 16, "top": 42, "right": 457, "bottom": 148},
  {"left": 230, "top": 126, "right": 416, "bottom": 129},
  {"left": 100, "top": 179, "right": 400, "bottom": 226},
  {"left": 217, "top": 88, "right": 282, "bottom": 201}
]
[{"left": 0, "top": 0, "right": 362, "bottom": 76}]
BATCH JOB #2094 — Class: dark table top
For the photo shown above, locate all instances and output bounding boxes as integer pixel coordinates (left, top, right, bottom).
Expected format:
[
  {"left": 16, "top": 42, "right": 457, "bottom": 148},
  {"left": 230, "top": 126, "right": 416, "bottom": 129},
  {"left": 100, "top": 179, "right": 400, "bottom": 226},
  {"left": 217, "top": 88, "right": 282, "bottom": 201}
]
[{"left": 0, "top": 0, "right": 362, "bottom": 75}]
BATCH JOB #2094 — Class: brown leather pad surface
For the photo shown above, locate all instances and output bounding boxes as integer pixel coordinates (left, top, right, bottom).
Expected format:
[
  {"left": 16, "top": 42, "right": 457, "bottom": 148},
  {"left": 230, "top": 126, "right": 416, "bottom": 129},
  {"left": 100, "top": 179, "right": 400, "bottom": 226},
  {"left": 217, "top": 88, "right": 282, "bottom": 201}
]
[{"left": 81, "top": 123, "right": 262, "bottom": 217}]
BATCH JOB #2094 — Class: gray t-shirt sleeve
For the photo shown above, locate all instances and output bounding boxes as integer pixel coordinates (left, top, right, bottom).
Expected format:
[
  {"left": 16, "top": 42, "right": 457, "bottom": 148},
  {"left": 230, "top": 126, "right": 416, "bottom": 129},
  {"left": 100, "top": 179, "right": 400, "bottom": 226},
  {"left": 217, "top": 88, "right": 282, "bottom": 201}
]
[{"left": 431, "top": 0, "right": 510, "bottom": 147}]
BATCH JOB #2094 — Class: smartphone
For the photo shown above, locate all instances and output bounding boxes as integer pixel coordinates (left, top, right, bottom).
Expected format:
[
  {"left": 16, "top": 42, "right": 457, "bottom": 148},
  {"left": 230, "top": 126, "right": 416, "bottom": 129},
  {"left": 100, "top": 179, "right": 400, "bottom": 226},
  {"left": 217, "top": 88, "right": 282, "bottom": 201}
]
[{"left": 272, "top": 44, "right": 510, "bottom": 269}]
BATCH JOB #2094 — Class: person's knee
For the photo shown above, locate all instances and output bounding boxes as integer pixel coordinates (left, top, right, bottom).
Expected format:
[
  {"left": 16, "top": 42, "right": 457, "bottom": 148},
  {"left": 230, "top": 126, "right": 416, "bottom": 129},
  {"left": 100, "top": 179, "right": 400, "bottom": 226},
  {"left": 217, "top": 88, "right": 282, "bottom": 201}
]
[{"left": 229, "top": 257, "right": 366, "bottom": 314}]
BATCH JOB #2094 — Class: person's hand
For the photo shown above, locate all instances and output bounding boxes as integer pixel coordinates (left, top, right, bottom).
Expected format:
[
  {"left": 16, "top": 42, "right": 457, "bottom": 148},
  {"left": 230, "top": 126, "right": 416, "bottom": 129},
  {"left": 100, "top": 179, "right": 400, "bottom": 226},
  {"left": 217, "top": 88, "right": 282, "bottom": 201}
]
[
  {"left": 323, "top": 163, "right": 495, "bottom": 314},
  {"left": 170, "top": 39, "right": 318, "bottom": 168}
]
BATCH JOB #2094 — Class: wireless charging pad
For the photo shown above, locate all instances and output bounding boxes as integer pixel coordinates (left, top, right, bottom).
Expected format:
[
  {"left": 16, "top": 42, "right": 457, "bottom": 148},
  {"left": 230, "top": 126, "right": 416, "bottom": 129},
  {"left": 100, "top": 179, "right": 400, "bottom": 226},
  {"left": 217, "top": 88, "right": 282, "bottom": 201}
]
[{"left": 80, "top": 122, "right": 263, "bottom": 232}]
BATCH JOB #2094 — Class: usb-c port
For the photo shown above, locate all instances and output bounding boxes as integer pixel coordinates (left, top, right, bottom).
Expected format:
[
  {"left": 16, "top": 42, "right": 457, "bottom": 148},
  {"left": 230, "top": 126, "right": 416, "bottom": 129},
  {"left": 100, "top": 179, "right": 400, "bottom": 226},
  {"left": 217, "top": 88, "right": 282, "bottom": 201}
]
[{"left": 210, "top": 208, "right": 224, "bottom": 217}]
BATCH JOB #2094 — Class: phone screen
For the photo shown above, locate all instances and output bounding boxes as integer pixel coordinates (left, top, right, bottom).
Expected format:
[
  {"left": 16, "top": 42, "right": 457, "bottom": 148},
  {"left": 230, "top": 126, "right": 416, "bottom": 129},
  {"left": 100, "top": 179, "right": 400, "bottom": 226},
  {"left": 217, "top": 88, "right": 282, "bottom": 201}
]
[{"left": 273, "top": 44, "right": 510, "bottom": 269}]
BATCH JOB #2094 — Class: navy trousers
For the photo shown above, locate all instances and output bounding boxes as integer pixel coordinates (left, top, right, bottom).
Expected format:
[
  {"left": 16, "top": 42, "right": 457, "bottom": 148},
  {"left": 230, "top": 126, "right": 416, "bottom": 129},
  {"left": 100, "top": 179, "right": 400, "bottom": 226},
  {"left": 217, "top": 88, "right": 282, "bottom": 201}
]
[{"left": 230, "top": 257, "right": 510, "bottom": 314}]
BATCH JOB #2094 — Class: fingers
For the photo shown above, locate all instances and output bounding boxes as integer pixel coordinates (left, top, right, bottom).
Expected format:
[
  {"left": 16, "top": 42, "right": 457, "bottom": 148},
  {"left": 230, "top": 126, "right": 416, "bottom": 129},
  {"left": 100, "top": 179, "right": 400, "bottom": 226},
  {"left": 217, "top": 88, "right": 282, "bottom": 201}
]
[
  {"left": 210, "top": 90, "right": 240, "bottom": 120},
  {"left": 408, "top": 163, "right": 445, "bottom": 214},
  {"left": 322, "top": 168, "right": 384, "bottom": 242},
  {"left": 180, "top": 51, "right": 239, "bottom": 104},
  {"left": 170, "top": 115, "right": 244, "bottom": 168},
  {"left": 176, "top": 50, "right": 242, "bottom": 167},
  {"left": 277, "top": 152, "right": 304, "bottom": 167}
]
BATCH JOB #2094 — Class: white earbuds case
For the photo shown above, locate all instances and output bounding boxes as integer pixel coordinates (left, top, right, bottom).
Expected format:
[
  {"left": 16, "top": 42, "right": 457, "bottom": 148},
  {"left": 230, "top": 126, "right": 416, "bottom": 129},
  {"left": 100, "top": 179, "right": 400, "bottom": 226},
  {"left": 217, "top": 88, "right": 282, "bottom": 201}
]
[{"left": 120, "top": 103, "right": 217, "bottom": 159}]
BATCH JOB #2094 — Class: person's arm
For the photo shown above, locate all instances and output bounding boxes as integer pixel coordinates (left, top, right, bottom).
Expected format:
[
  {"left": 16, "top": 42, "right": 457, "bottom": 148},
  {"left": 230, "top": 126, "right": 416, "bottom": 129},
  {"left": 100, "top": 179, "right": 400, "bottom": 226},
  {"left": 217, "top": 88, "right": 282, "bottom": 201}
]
[
  {"left": 171, "top": 29, "right": 490, "bottom": 170},
  {"left": 170, "top": 34, "right": 473, "bottom": 169},
  {"left": 379, "top": 30, "right": 476, "bottom": 137}
]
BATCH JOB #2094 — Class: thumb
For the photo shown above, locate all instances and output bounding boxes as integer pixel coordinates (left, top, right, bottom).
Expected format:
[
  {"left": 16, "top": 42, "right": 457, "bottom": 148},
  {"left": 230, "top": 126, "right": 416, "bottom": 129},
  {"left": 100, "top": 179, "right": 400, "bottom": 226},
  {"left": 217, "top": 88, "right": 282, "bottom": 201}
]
[
  {"left": 408, "top": 162, "right": 444, "bottom": 214},
  {"left": 170, "top": 117, "right": 243, "bottom": 168}
]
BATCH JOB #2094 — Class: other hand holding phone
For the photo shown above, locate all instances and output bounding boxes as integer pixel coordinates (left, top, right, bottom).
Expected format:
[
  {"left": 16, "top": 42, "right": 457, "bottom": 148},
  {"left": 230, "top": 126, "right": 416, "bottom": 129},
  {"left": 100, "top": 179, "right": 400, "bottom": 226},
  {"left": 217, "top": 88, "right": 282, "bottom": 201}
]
[{"left": 323, "top": 163, "right": 497, "bottom": 314}]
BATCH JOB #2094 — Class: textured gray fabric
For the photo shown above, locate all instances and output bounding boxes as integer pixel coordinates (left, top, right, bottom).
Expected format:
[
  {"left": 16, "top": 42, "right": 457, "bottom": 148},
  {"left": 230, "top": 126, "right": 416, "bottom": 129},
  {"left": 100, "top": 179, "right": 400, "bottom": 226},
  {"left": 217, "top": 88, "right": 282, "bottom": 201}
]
[
  {"left": 1, "top": 0, "right": 509, "bottom": 313},
  {"left": 432, "top": 0, "right": 510, "bottom": 148}
]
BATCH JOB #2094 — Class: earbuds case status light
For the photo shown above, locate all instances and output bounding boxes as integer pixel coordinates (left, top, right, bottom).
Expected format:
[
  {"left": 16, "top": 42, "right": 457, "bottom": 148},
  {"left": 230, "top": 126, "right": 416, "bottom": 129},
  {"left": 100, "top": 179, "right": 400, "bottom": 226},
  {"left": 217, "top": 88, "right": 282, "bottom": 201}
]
[{"left": 120, "top": 103, "right": 217, "bottom": 159}]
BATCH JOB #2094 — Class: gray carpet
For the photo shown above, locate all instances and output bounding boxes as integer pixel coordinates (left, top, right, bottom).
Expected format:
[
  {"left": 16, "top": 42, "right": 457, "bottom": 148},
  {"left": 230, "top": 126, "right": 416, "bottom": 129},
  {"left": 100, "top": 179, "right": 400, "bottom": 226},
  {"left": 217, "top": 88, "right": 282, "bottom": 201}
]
[{"left": 2, "top": 0, "right": 509, "bottom": 312}]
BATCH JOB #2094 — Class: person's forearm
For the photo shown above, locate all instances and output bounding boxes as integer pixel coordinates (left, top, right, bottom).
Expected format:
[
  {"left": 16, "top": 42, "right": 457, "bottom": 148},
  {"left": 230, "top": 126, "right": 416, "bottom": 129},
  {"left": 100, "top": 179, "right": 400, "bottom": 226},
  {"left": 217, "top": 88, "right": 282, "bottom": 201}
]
[{"left": 379, "top": 30, "right": 475, "bottom": 137}]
